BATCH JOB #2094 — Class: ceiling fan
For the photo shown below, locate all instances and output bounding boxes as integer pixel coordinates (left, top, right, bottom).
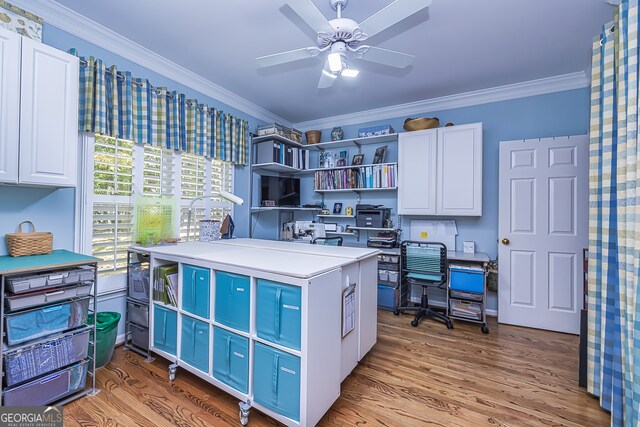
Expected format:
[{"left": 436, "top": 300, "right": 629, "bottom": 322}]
[{"left": 256, "top": 0, "right": 432, "bottom": 88}]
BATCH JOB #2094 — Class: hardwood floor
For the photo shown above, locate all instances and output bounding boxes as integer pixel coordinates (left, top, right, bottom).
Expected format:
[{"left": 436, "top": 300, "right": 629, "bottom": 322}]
[{"left": 65, "top": 312, "right": 610, "bottom": 426}]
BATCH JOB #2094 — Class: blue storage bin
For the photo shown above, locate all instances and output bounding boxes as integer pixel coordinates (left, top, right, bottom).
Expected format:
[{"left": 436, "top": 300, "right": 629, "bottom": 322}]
[
  {"left": 181, "top": 316, "right": 209, "bottom": 372},
  {"left": 253, "top": 342, "right": 300, "bottom": 422},
  {"left": 377, "top": 285, "right": 396, "bottom": 310},
  {"left": 449, "top": 267, "right": 485, "bottom": 294},
  {"left": 212, "top": 327, "right": 248, "bottom": 393},
  {"left": 153, "top": 306, "right": 177, "bottom": 355},
  {"left": 215, "top": 272, "right": 250, "bottom": 332},
  {"left": 182, "top": 265, "right": 210, "bottom": 318},
  {"left": 256, "top": 280, "right": 301, "bottom": 350}
]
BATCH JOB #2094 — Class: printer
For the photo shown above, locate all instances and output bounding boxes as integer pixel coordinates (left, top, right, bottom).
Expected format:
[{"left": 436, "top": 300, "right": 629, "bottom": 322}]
[{"left": 356, "top": 204, "right": 391, "bottom": 228}]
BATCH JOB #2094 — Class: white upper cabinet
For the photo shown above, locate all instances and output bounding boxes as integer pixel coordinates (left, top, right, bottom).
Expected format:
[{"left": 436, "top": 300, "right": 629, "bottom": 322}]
[
  {"left": 19, "top": 37, "right": 79, "bottom": 187},
  {"left": 0, "top": 30, "right": 21, "bottom": 183},
  {"left": 0, "top": 28, "right": 79, "bottom": 187},
  {"left": 398, "top": 128, "right": 437, "bottom": 215},
  {"left": 436, "top": 123, "right": 482, "bottom": 216},
  {"left": 398, "top": 123, "right": 483, "bottom": 216}
]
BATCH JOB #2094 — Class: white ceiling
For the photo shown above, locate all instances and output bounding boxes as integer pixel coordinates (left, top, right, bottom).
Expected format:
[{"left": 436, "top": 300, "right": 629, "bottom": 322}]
[{"left": 50, "top": 0, "right": 612, "bottom": 124}]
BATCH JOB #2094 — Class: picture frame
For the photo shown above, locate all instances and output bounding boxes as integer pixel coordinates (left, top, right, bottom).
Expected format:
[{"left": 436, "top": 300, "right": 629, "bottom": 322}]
[
  {"left": 351, "top": 154, "right": 364, "bottom": 166},
  {"left": 336, "top": 158, "right": 347, "bottom": 167},
  {"left": 333, "top": 202, "right": 343, "bottom": 214},
  {"left": 339, "top": 150, "right": 348, "bottom": 159},
  {"left": 373, "top": 145, "right": 388, "bottom": 164}
]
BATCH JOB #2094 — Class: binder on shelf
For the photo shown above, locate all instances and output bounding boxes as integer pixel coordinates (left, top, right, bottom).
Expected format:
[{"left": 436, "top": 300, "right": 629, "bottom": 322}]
[{"left": 153, "top": 265, "right": 178, "bottom": 306}]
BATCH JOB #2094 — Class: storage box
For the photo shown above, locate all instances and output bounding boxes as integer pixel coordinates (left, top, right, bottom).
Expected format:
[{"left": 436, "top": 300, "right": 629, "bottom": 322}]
[
  {"left": 256, "top": 122, "right": 287, "bottom": 138},
  {"left": 449, "top": 299, "right": 482, "bottom": 320},
  {"left": 450, "top": 289, "right": 483, "bottom": 301},
  {"left": 128, "top": 265, "right": 150, "bottom": 302},
  {"left": 129, "top": 323, "right": 149, "bottom": 350},
  {"left": 3, "top": 360, "right": 88, "bottom": 406},
  {"left": 449, "top": 266, "right": 484, "bottom": 294},
  {"left": 5, "top": 283, "right": 93, "bottom": 311},
  {"left": 377, "top": 285, "right": 397, "bottom": 310},
  {"left": 4, "top": 329, "right": 90, "bottom": 386},
  {"left": 378, "top": 270, "right": 389, "bottom": 282},
  {"left": 358, "top": 125, "right": 394, "bottom": 138},
  {"left": 255, "top": 139, "right": 282, "bottom": 164},
  {"left": 5, "top": 298, "right": 90, "bottom": 346},
  {"left": 388, "top": 271, "right": 399, "bottom": 285},
  {"left": 127, "top": 301, "right": 149, "bottom": 328}
]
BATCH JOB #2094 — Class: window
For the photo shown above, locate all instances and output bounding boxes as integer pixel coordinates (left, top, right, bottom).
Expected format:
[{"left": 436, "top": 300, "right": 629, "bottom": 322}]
[{"left": 81, "top": 135, "right": 234, "bottom": 277}]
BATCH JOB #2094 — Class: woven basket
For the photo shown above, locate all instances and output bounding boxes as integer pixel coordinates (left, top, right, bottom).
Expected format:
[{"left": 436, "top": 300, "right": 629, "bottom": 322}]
[
  {"left": 6, "top": 221, "right": 53, "bottom": 257},
  {"left": 403, "top": 117, "right": 440, "bottom": 131},
  {"left": 305, "top": 130, "right": 321, "bottom": 144}
]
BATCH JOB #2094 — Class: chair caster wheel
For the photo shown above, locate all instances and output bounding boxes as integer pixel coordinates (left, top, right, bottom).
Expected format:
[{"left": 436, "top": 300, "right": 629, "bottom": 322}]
[
  {"left": 410, "top": 319, "right": 418, "bottom": 327},
  {"left": 393, "top": 309, "right": 399, "bottom": 316},
  {"left": 168, "top": 364, "right": 177, "bottom": 381},
  {"left": 481, "top": 325, "right": 489, "bottom": 334},
  {"left": 239, "top": 400, "right": 251, "bottom": 425},
  {"left": 446, "top": 321, "right": 454, "bottom": 329}
]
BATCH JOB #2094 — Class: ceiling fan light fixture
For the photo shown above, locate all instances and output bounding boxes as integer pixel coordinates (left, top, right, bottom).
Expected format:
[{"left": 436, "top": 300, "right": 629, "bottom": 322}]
[
  {"left": 341, "top": 68, "right": 359, "bottom": 78},
  {"left": 328, "top": 52, "right": 343, "bottom": 72},
  {"left": 322, "top": 69, "right": 338, "bottom": 79}
]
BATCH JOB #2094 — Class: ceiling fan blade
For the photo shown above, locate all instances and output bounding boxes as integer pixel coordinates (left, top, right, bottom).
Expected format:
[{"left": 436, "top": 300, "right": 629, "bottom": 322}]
[
  {"left": 359, "top": 0, "right": 432, "bottom": 39},
  {"left": 286, "top": 0, "right": 334, "bottom": 34},
  {"left": 318, "top": 61, "right": 338, "bottom": 89},
  {"left": 256, "top": 47, "right": 319, "bottom": 68},
  {"left": 357, "top": 46, "right": 414, "bottom": 68}
]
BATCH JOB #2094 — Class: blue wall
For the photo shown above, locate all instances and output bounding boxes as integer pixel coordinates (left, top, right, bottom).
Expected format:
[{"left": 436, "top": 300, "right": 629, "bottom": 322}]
[
  {"left": 252, "top": 89, "right": 590, "bottom": 261},
  {"left": 0, "top": 23, "right": 265, "bottom": 255}
]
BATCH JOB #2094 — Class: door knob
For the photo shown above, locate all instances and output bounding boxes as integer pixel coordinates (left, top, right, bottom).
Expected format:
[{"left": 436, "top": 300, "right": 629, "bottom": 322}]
[{"left": 501, "top": 238, "right": 510, "bottom": 245}]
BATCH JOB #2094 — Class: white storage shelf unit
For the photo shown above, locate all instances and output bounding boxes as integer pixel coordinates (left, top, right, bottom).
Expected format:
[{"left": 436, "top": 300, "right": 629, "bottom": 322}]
[{"left": 147, "top": 245, "right": 345, "bottom": 427}]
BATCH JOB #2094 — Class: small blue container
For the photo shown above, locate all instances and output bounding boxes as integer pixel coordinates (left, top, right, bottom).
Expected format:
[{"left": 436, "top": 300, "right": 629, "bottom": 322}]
[{"left": 449, "top": 267, "right": 484, "bottom": 294}]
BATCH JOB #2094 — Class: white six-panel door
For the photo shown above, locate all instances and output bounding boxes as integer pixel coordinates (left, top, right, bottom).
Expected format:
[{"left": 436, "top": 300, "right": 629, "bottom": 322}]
[
  {"left": 498, "top": 135, "right": 588, "bottom": 334},
  {"left": 0, "top": 29, "right": 20, "bottom": 183},
  {"left": 19, "top": 37, "right": 79, "bottom": 186}
]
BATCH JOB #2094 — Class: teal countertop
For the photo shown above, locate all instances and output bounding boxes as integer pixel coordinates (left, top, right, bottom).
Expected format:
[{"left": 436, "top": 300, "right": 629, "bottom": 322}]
[{"left": 0, "top": 250, "right": 99, "bottom": 275}]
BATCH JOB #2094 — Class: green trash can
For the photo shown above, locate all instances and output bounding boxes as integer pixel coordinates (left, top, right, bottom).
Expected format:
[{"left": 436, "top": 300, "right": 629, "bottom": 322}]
[{"left": 88, "top": 312, "right": 121, "bottom": 368}]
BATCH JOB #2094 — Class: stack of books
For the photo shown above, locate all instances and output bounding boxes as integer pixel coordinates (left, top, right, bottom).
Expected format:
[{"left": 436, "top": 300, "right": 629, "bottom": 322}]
[{"left": 153, "top": 265, "right": 178, "bottom": 306}]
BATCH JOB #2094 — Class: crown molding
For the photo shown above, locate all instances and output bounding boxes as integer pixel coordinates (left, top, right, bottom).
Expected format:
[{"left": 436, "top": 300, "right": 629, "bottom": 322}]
[
  {"left": 294, "top": 71, "right": 590, "bottom": 130},
  {"left": 12, "top": 0, "right": 288, "bottom": 126}
]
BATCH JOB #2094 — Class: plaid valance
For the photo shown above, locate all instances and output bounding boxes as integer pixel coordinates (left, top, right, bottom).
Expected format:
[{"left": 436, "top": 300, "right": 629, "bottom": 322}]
[{"left": 69, "top": 50, "right": 248, "bottom": 165}]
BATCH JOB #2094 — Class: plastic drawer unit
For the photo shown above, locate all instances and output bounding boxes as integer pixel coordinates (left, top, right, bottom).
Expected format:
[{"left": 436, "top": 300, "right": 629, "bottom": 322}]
[
  {"left": 181, "top": 316, "right": 209, "bottom": 373},
  {"left": 253, "top": 342, "right": 301, "bottom": 422},
  {"left": 129, "top": 323, "right": 149, "bottom": 350},
  {"left": 212, "top": 327, "right": 249, "bottom": 393},
  {"left": 127, "top": 301, "right": 149, "bottom": 328},
  {"left": 182, "top": 265, "right": 210, "bottom": 319},
  {"left": 3, "top": 360, "right": 89, "bottom": 406},
  {"left": 5, "top": 298, "right": 90, "bottom": 346},
  {"left": 256, "top": 280, "right": 301, "bottom": 350},
  {"left": 128, "top": 264, "right": 150, "bottom": 302},
  {"left": 4, "top": 328, "right": 90, "bottom": 386},
  {"left": 449, "top": 266, "right": 484, "bottom": 294},
  {"left": 5, "top": 283, "right": 93, "bottom": 311},
  {"left": 449, "top": 299, "right": 483, "bottom": 320},
  {"left": 153, "top": 306, "right": 177, "bottom": 355},
  {"left": 6, "top": 267, "right": 93, "bottom": 294},
  {"left": 215, "top": 272, "right": 250, "bottom": 332}
]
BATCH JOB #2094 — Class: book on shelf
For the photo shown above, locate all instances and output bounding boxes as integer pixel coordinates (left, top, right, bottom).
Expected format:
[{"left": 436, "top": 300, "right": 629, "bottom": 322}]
[
  {"left": 314, "top": 164, "right": 396, "bottom": 190},
  {"left": 255, "top": 139, "right": 310, "bottom": 169},
  {"left": 154, "top": 264, "right": 178, "bottom": 306}
]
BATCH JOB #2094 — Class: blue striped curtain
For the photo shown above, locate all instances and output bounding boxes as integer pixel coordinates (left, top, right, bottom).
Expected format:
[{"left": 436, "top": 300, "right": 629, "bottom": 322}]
[
  {"left": 69, "top": 50, "right": 249, "bottom": 165},
  {"left": 588, "top": 1, "right": 640, "bottom": 425}
]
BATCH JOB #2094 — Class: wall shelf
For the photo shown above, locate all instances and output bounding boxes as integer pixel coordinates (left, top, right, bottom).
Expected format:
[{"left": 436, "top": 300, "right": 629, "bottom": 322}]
[
  {"left": 348, "top": 226, "right": 400, "bottom": 232},
  {"left": 250, "top": 206, "right": 322, "bottom": 212},
  {"left": 305, "top": 133, "right": 398, "bottom": 151},
  {"left": 251, "top": 134, "right": 305, "bottom": 149},
  {"left": 307, "top": 162, "right": 397, "bottom": 173},
  {"left": 252, "top": 162, "right": 314, "bottom": 175},
  {"left": 325, "top": 231, "right": 357, "bottom": 237},
  {"left": 317, "top": 214, "right": 355, "bottom": 218},
  {"left": 315, "top": 187, "right": 397, "bottom": 193}
]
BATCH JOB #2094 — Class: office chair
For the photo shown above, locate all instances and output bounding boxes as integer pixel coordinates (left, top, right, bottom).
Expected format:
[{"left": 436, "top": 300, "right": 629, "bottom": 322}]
[
  {"left": 394, "top": 241, "right": 453, "bottom": 329},
  {"left": 311, "top": 236, "right": 343, "bottom": 246}
]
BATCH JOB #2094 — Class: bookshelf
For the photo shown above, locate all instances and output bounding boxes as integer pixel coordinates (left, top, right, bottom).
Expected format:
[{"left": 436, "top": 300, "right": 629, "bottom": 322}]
[{"left": 305, "top": 133, "right": 398, "bottom": 151}]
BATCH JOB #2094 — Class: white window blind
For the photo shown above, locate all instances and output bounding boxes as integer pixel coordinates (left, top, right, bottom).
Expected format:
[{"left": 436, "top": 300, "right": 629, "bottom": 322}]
[{"left": 83, "top": 136, "right": 234, "bottom": 277}]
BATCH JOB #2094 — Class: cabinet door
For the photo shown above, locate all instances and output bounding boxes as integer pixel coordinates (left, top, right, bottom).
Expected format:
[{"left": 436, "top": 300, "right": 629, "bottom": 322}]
[
  {"left": 182, "top": 265, "right": 210, "bottom": 318},
  {"left": 19, "top": 38, "right": 79, "bottom": 187},
  {"left": 0, "top": 28, "right": 20, "bottom": 184},
  {"left": 398, "top": 129, "right": 437, "bottom": 215},
  {"left": 215, "top": 272, "right": 250, "bottom": 332},
  {"left": 256, "top": 280, "right": 301, "bottom": 350},
  {"left": 436, "top": 123, "right": 483, "bottom": 216},
  {"left": 180, "top": 316, "right": 209, "bottom": 372}
]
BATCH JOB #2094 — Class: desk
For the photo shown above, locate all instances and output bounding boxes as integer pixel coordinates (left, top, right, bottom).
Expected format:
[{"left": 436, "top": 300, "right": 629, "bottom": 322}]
[{"left": 138, "top": 240, "right": 378, "bottom": 427}]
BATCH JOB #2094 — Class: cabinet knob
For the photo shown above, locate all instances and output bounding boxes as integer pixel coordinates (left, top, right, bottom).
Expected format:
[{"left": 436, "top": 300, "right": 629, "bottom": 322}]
[{"left": 501, "top": 238, "right": 510, "bottom": 245}]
